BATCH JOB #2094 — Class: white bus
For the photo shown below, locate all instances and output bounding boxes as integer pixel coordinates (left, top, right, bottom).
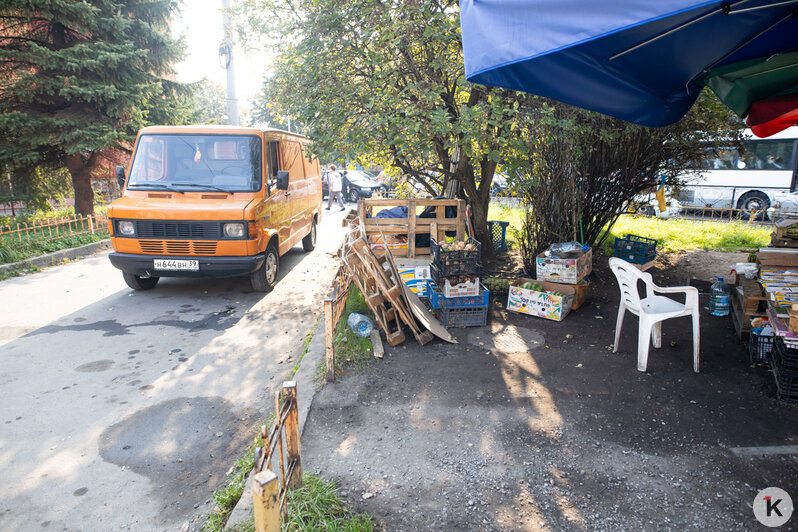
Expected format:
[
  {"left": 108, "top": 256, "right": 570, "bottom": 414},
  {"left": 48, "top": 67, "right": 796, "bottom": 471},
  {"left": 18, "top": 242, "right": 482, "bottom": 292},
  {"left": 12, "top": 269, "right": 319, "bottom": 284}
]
[{"left": 675, "top": 126, "right": 798, "bottom": 213}]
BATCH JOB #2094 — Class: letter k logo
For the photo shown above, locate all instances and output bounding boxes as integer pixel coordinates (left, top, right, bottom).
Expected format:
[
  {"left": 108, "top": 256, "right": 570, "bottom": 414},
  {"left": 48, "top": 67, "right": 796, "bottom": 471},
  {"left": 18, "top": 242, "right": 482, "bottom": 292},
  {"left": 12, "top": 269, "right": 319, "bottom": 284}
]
[{"left": 764, "top": 496, "right": 783, "bottom": 517}]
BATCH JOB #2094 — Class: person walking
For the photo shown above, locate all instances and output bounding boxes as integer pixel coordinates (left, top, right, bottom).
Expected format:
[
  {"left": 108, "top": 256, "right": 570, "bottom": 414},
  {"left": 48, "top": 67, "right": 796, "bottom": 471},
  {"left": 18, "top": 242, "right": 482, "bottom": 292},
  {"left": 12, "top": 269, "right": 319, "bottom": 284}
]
[{"left": 326, "top": 164, "right": 345, "bottom": 211}]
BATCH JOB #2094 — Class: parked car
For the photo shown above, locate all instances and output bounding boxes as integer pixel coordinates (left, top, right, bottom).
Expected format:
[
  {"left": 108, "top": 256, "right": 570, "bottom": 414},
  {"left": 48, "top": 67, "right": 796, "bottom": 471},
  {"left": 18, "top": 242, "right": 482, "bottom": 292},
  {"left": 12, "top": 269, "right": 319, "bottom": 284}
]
[
  {"left": 768, "top": 190, "right": 798, "bottom": 221},
  {"left": 322, "top": 169, "right": 388, "bottom": 202}
]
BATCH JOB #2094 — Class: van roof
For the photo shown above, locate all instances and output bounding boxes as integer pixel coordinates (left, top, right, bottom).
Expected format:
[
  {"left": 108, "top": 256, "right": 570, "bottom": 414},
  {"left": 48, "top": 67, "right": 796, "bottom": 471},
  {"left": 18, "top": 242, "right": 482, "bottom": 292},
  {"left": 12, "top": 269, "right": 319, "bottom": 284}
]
[{"left": 138, "top": 125, "right": 308, "bottom": 140}]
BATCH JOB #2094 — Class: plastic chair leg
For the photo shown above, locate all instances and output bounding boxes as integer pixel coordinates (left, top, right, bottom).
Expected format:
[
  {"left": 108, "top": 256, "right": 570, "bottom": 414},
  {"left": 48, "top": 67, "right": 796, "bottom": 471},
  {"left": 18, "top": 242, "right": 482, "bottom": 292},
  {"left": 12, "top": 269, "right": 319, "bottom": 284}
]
[
  {"left": 637, "top": 316, "right": 653, "bottom": 372},
  {"left": 613, "top": 303, "right": 626, "bottom": 353},
  {"left": 692, "top": 309, "right": 700, "bottom": 373},
  {"left": 651, "top": 321, "right": 662, "bottom": 348}
]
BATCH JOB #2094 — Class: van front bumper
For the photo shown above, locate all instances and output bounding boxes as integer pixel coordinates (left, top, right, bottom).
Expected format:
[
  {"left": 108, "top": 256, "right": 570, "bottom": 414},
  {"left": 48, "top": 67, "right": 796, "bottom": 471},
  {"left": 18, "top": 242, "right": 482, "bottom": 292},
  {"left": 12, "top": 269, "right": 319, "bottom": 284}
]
[{"left": 109, "top": 253, "right": 264, "bottom": 278}]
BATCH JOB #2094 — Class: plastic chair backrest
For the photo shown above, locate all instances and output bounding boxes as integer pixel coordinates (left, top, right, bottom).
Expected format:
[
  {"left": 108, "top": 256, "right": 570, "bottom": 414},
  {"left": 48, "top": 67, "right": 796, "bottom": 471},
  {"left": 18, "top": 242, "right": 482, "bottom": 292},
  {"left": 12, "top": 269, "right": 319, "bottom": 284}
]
[{"left": 608, "top": 257, "right": 653, "bottom": 312}]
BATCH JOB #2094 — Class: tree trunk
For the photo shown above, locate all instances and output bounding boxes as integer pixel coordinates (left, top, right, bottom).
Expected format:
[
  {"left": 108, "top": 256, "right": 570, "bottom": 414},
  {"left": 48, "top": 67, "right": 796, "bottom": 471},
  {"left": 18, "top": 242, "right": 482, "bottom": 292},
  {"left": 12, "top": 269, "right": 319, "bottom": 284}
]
[{"left": 65, "top": 152, "right": 99, "bottom": 216}]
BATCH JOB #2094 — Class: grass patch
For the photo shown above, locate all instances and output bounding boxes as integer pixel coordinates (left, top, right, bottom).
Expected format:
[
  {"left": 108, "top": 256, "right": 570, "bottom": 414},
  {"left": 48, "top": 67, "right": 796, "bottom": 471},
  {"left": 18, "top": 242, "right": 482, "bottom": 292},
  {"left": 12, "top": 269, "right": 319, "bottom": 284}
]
[
  {"left": 0, "top": 231, "right": 109, "bottom": 265},
  {"left": 202, "top": 415, "right": 273, "bottom": 532},
  {"left": 599, "top": 214, "right": 771, "bottom": 255},
  {"left": 316, "top": 285, "right": 375, "bottom": 384},
  {"left": 282, "top": 474, "right": 374, "bottom": 531},
  {"left": 332, "top": 285, "right": 374, "bottom": 374},
  {"left": 485, "top": 204, "right": 770, "bottom": 256},
  {"left": 224, "top": 474, "right": 374, "bottom": 532}
]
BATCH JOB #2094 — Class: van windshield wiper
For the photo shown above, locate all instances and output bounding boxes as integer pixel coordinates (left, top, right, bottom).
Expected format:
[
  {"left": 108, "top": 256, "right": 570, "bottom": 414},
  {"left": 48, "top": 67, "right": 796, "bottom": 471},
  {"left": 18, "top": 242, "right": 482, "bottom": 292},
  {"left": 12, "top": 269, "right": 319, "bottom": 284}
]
[
  {"left": 127, "top": 183, "right": 182, "bottom": 193},
  {"left": 171, "top": 182, "right": 231, "bottom": 193}
]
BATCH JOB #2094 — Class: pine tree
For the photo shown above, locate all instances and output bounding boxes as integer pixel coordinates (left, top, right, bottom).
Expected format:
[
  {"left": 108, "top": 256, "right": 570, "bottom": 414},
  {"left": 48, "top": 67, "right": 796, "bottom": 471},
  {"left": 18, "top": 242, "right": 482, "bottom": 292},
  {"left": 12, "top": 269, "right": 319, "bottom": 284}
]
[{"left": 0, "top": 0, "right": 191, "bottom": 215}]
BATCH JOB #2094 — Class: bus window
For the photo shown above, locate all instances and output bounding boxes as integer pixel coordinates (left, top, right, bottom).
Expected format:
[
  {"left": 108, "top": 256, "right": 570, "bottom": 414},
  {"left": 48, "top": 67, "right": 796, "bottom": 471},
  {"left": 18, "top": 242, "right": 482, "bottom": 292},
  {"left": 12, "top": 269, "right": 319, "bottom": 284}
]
[
  {"left": 748, "top": 140, "right": 795, "bottom": 170},
  {"left": 707, "top": 148, "right": 737, "bottom": 169}
]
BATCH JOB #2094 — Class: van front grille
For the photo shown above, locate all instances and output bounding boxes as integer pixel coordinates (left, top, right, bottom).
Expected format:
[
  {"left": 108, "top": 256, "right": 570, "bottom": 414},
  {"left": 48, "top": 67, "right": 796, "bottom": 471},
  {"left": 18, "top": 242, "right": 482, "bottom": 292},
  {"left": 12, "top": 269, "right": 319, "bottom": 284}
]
[
  {"left": 135, "top": 220, "right": 220, "bottom": 239},
  {"left": 138, "top": 240, "right": 218, "bottom": 255}
]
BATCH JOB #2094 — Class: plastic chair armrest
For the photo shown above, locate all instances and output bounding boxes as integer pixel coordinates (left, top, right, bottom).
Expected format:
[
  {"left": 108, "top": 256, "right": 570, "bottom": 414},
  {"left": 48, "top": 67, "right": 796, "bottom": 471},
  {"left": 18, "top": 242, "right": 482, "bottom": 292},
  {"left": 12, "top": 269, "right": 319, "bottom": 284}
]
[{"left": 653, "top": 285, "right": 699, "bottom": 306}]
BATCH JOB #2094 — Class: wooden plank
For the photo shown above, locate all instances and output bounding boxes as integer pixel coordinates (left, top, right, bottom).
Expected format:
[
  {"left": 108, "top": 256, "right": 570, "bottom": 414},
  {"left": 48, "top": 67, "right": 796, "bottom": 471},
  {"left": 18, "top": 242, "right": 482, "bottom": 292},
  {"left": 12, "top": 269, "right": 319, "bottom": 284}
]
[
  {"left": 401, "top": 280, "right": 456, "bottom": 344},
  {"left": 252, "top": 470, "right": 280, "bottom": 532},
  {"left": 324, "top": 299, "right": 335, "bottom": 383},
  {"left": 282, "top": 382, "right": 302, "bottom": 489},
  {"left": 456, "top": 199, "right": 465, "bottom": 241},
  {"left": 408, "top": 198, "right": 417, "bottom": 258},
  {"left": 363, "top": 218, "right": 459, "bottom": 227}
]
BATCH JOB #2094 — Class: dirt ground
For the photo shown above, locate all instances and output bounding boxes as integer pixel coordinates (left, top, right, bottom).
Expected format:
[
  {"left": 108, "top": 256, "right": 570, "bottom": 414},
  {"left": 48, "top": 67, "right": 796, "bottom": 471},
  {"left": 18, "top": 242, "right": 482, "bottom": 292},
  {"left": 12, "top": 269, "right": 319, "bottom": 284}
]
[
  {"left": 302, "top": 252, "right": 798, "bottom": 531},
  {"left": 301, "top": 249, "right": 798, "bottom": 531}
]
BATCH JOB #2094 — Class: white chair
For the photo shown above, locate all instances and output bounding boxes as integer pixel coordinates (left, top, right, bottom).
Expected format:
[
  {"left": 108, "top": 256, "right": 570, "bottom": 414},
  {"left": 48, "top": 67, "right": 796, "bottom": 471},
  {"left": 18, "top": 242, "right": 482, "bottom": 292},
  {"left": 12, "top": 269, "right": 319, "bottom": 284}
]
[{"left": 608, "top": 257, "right": 700, "bottom": 373}]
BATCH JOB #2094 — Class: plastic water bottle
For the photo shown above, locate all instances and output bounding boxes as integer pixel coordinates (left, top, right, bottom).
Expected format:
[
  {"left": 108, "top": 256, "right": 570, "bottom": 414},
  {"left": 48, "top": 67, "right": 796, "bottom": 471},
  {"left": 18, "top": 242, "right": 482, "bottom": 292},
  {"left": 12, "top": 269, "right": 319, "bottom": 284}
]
[
  {"left": 708, "top": 276, "right": 730, "bottom": 316},
  {"left": 347, "top": 312, "right": 374, "bottom": 338}
]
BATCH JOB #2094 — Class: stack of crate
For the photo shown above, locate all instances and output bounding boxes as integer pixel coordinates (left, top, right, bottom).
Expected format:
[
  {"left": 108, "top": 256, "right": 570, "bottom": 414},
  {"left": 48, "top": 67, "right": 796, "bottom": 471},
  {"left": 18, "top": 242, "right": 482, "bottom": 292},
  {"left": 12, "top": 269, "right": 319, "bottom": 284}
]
[{"left": 427, "top": 237, "right": 488, "bottom": 327}]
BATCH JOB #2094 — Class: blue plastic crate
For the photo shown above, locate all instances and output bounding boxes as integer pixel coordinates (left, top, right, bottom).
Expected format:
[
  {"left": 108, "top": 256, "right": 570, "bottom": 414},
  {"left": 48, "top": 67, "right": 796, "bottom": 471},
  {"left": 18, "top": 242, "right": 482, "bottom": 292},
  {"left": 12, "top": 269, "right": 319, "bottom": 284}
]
[
  {"left": 426, "top": 280, "right": 489, "bottom": 309},
  {"left": 613, "top": 234, "right": 657, "bottom": 264}
]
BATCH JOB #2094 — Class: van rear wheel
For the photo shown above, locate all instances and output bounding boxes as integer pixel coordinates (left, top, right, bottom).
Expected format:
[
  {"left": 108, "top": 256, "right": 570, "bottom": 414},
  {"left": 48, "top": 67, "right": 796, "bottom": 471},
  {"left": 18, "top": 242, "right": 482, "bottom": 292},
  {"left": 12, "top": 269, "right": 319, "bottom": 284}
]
[
  {"left": 302, "top": 220, "right": 317, "bottom": 252},
  {"left": 251, "top": 243, "right": 279, "bottom": 292},
  {"left": 123, "top": 272, "right": 159, "bottom": 290}
]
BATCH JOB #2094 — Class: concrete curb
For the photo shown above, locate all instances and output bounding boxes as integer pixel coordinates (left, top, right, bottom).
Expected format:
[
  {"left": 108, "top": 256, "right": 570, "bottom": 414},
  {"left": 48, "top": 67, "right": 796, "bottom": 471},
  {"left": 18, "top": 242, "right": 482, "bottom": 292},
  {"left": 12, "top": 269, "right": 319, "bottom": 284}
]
[
  {"left": 0, "top": 239, "right": 112, "bottom": 276},
  {"left": 224, "top": 317, "right": 328, "bottom": 529}
]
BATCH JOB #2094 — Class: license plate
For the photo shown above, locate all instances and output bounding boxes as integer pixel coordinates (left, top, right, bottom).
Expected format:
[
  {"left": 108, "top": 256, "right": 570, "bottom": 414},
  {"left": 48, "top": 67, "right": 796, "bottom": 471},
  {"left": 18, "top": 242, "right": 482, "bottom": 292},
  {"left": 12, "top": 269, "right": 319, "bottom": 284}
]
[{"left": 153, "top": 259, "right": 199, "bottom": 271}]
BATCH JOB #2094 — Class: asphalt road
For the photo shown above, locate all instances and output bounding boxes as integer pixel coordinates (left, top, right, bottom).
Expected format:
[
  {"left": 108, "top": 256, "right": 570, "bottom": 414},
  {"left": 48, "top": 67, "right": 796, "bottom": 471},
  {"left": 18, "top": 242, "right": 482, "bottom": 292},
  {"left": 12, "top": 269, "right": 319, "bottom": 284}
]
[{"left": 0, "top": 209, "right": 348, "bottom": 531}]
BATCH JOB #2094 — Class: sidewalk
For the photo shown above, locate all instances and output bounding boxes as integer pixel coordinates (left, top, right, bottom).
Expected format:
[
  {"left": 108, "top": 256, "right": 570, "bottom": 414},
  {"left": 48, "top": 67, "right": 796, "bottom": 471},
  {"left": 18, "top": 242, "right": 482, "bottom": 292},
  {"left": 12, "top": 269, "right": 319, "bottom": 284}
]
[{"left": 297, "top": 251, "right": 798, "bottom": 531}]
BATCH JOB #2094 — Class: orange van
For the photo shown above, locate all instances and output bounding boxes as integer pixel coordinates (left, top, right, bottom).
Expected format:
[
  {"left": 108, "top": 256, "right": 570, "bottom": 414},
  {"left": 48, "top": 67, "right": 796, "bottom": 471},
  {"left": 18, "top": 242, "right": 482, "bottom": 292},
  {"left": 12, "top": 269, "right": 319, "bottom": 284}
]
[{"left": 108, "top": 125, "right": 322, "bottom": 292}]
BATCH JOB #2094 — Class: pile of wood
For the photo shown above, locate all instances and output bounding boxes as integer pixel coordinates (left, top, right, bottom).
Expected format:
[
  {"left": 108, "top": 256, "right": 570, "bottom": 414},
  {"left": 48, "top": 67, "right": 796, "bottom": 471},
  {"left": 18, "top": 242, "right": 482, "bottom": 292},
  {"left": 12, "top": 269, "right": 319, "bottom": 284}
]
[{"left": 340, "top": 218, "right": 455, "bottom": 347}]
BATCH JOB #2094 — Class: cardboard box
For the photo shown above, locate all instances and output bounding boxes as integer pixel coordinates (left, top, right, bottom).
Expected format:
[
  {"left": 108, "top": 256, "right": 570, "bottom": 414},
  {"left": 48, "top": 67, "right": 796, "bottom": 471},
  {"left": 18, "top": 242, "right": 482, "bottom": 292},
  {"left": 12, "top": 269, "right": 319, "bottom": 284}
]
[
  {"left": 757, "top": 248, "right": 798, "bottom": 267},
  {"left": 507, "top": 278, "right": 575, "bottom": 321},
  {"left": 399, "top": 266, "right": 431, "bottom": 296},
  {"left": 536, "top": 247, "right": 592, "bottom": 284}
]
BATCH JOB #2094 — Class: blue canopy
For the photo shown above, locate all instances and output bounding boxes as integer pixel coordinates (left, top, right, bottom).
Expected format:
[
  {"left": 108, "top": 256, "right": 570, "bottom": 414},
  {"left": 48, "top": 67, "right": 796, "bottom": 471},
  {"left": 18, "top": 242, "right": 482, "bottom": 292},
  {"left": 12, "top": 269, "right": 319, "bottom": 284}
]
[{"left": 461, "top": 0, "right": 798, "bottom": 126}]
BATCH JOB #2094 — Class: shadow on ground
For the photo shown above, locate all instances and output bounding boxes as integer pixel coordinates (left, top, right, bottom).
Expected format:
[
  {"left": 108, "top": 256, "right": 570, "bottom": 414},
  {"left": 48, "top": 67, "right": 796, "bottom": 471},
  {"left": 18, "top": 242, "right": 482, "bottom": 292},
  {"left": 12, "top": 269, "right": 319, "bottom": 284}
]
[{"left": 302, "top": 251, "right": 798, "bottom": 531}]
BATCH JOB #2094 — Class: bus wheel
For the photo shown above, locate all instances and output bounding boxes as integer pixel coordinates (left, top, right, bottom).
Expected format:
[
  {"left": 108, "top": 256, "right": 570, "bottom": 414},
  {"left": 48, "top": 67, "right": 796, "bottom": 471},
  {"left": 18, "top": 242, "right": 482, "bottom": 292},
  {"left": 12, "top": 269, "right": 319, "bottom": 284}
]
[
  {"left": 251, "top": 243, "right": 279, "bottom": 292},
  {"left": 737, "top": 191, "right": 769, "bottom": 220},
  {"left": 123, "top": 272, "right": 159, "bottom": 290}
]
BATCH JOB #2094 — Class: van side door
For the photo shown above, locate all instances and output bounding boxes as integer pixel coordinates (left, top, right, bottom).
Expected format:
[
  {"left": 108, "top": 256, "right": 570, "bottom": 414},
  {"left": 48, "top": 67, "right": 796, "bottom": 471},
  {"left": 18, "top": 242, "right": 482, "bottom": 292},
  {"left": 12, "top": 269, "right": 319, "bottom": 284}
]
[
  {"left": 279, "top": 140, "right": 307, "bottom": 243},
  {"left": 264, "top": 139, "right": 292, "bottom": 252}
]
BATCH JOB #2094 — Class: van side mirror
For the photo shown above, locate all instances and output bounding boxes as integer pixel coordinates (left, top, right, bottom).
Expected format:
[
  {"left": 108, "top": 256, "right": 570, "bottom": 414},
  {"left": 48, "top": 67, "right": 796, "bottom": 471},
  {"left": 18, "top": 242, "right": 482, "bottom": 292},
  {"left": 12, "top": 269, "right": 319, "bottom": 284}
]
[
  {"left": 116, "top": 166, "right": 126, "bottom": 189},
  {"left": 276, "top": 170, "right": 290, "bottom": 190}
]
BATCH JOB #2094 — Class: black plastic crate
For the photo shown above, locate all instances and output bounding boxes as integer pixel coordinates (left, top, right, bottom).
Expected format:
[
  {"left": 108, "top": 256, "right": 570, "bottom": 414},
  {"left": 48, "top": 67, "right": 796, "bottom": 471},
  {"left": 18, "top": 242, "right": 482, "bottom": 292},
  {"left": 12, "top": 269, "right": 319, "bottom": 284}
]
[
  {"left": 429, "top": 237, "right": 482, "bottom": 267},
  {"left": 613, "top": 234, "right": 657, "bottom": 264},
  {"left": 430, "top": 264, "right": 479, "bottom": 287},
  {"left": 487, "top": 220, "right": 510, "bottom": 252},
  {"left": 749, "top": 331, "right": 774, "bottom": 366},
  {"left": 773, "top": 336, "right": 798, "bottom": 373},
  {"left": 771, "top": 349, "right": 798, "bottom": 404},
  {"left": 436, "top": 306, "right": 488, "bottom": 328}
]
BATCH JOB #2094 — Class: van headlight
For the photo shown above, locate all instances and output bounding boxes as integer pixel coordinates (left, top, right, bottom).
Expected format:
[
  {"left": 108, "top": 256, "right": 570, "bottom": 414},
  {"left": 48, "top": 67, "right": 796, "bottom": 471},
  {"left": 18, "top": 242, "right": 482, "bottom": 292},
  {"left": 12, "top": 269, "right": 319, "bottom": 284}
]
[
  {"left": 223, "top": 222, "right": 246, "bottom": 238},
  {"left": 117, "top": 220, "right": 135, "bottom": 236}
]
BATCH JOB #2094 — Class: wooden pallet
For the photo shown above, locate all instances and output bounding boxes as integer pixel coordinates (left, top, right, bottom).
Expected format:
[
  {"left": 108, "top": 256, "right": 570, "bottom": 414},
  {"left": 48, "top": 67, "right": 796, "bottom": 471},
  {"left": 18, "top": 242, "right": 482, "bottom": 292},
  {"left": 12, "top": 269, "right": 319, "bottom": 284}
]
[{"left": 357, "top": 198, "right": 466, "bottom": 258}]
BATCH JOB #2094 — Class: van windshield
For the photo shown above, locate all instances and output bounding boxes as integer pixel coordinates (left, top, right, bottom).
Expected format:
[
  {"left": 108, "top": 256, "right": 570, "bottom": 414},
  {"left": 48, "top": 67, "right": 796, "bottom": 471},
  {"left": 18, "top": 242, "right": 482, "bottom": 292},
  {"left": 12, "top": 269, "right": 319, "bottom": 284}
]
[{"left": 127, "top": 134, "right": 262, "bottom": 193}]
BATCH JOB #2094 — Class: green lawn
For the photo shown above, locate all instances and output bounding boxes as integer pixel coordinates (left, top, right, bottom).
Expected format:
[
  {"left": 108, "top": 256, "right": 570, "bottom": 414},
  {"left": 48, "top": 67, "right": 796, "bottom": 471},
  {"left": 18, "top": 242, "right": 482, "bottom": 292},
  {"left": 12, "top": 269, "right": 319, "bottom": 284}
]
[
  {"left": 486, "top": 202, "right": 771, "bottom": 254},
  {"left": 599, "top": 215, "right": 770, "bottom": 255}
]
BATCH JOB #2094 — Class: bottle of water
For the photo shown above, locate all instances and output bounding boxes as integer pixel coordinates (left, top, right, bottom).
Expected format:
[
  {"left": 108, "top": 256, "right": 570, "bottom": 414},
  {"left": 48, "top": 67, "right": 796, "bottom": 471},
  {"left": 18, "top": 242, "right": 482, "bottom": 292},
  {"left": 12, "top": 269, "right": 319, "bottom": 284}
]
[
  {"left": 708, "top": 276, "right": 730, "bottom": 316},
  {"left": 347, "top": 312, "right": 374, "bottom": 338}
]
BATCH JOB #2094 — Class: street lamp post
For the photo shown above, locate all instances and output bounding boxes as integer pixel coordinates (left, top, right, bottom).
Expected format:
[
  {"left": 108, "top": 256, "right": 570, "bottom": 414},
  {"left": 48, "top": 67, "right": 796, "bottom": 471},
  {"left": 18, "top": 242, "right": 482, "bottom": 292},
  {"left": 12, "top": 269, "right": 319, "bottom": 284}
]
[{"left": 220, "top": 0, "right": 240, "bottom": 126}]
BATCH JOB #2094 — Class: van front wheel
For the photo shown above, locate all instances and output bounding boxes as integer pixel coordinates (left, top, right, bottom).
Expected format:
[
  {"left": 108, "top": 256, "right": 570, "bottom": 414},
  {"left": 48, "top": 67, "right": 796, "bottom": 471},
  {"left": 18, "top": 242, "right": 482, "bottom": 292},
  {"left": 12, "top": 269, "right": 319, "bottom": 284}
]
[
  {"left": 302, "top": 220, "right": 317, "bottom": 252},
  {"left": 123, "top": 272, "right": 159, "bottom": 290},
  {"left": 251, "top": 244, "right": 279, "bottom": 292}
]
